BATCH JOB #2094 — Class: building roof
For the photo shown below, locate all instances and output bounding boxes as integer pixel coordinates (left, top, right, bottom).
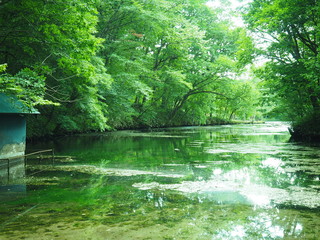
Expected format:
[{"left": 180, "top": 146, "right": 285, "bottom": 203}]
[{"left": 0, "top": 93, "right": 39, "bottom": 114}]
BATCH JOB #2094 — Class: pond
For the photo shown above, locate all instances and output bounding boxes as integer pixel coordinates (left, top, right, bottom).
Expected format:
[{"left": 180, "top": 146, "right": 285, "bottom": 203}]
[{"left": 0, "top": 122, "right": 320, "bottom": 239}]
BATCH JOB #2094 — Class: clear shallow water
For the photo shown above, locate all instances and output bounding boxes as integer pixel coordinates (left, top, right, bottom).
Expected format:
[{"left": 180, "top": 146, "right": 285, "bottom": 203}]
[{"left": 1, "top": 122, "right": 320, "bottom": 239}]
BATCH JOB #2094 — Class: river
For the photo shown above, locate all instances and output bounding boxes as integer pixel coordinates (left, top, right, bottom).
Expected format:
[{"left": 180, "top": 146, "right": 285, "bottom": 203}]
[{"left": 0, "top": 122, "right": 319, "bottom": 239}]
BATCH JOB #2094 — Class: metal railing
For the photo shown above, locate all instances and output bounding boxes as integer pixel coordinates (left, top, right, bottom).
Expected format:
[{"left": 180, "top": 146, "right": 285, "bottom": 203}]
[{"left": 0, "top": 149, "right": 55, "bottom": 182}]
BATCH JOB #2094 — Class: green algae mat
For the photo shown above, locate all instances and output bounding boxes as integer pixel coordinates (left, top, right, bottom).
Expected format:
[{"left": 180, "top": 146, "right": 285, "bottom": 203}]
[{"left": 1, "top": 122, "right": 320, "bottom": 239}]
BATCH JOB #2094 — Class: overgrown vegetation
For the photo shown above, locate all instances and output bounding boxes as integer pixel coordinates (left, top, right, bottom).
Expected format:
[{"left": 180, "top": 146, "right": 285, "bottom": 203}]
[
  {"left": 4, "top": 0, "right": 318, "bottom": 139},
  {"left": 243, "top": 0, "right": 320, "bottom": 140}
]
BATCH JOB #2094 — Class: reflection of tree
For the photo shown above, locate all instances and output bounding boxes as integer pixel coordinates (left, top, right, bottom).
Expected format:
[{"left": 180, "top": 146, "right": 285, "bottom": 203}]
[
  {"left": 283, "top": 215, "right": 302, "bottom": 238},
  {"left": 245, "top": 211, "right": 307, "bottom": 239}
]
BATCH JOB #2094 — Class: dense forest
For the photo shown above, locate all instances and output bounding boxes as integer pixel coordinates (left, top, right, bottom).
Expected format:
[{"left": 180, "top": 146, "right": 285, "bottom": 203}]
[
  {"left": 0, "top": 0, "right": 319, "bottom": 139},
  {"left": 244, "top": 0, "right": 320, "bottom": 140}
]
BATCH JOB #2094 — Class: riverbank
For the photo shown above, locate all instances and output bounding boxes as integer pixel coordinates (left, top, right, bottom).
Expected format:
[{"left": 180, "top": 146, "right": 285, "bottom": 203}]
[
  {"left": 289, "top": 128, "right": 320, "bottom": 141},
  {"left": 27, "top": 119, "right": 265, "bottom": 140},
  {"left": 289, "top": 113, "right": 320, "bottom": 141}
]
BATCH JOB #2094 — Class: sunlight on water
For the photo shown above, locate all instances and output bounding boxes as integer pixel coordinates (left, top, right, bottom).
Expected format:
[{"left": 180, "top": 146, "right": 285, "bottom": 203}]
[
  {"left": 1, "top": 122, "right": 320, "bottom": 239},
  {"left": 262, "top": 157, "right": 283, "bottom": 169},
  {"left": 245, "top": 193, "right": 270, "bottom": 206}
]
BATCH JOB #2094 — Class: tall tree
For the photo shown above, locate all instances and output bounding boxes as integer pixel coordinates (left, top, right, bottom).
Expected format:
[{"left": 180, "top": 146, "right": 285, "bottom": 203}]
[
  {"left": 0, "top": 0, "right": 111, "bottom": 136},
  {"left": 244, "top": 0, "right": 320, "bottom": 138},
  {"left": 1, "top": 0, "right": 260, "bottom": 136},
  {"left": 98, "top": 0, "right": 256, "bottom": 128}
]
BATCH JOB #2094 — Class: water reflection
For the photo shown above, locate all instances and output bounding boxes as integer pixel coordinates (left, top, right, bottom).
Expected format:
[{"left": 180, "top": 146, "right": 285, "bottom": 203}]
[{"left": 1, "top": 122, "right": 320, "bottom": 239}]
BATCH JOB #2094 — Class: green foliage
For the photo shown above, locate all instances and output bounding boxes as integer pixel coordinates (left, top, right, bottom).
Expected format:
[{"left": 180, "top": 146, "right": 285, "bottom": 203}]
[
  {"left": 96, "top": 0, "right": 259, "bottom": 128},
  {"left": 0, "top": 64, "right": 7, "bottom": 73},
  {"left": 243, "top": 0, "right": 320, "bottom": 130},
  {"left": 291, "top": 112, "right": 320, "bottom": 140},
  {"left": 0, "top": 67, "right": 57, "bottom": 109},
  {"left": 0, "top": 0, "right": 112, "bottom": 136},
  {"left": 1, "top": 0, "right": 262, "bottom": 136}
]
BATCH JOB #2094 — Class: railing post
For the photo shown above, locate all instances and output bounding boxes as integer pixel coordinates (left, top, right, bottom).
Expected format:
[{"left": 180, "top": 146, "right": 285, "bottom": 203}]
[
  {"left": 7, "top": 158, "right": 10, "bottom": 184},
  {"left": 1, "top": 149, "right": 56, "bottom": 180}
]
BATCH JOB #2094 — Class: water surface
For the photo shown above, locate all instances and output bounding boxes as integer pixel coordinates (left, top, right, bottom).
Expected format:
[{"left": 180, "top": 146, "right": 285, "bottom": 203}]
[{"left": 1, "top": 122, "right": 320, "bottom": 239}]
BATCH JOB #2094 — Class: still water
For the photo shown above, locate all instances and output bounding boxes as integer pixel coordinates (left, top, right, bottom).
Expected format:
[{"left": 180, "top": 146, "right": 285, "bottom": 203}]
[{"left": 0, "top": 122, "right": 320, "bottom": 239}]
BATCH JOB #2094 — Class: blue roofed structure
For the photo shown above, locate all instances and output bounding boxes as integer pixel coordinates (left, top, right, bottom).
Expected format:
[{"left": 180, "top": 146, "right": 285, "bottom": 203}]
[
  {"left": 0, "top": 93, "right": 39, "bottom": 184},
  {"left": 0, "top": 93, "right": 39, "bottom": 114}
]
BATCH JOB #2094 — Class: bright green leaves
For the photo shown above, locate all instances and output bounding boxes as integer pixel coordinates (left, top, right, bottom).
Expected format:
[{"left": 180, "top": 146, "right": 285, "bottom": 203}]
[
  {"left": 244, "top": 0, "right": 320, "bottom": 125},
  {"left": 0, "top": 64, "right": 7, "bottom": 74},
  {"left": 98, "top": 0, "right": 258, "bottom": 127},
  {"left": 1, "top": 0, "right": 260, "bottom": 136},
  {"left": 0, "top": 67, "right": 57, "bottom": 109},
  {"left": 34, "top": 0, "right": 104, "bottom": 79},
  {"left": 0, "top": 0, "right": 112, "bottom": 135},
  {"left": 234, "top": 29, "right": 256, "bottom": 68},
  {"left": 217, "top": 81, "right": 260, "bottom": 120}
]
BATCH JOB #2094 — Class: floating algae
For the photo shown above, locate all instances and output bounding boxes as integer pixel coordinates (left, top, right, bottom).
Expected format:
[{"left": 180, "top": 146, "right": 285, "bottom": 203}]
[
  {"left": 2, "top": 122, "right": 320, "bottom": 240},
  {"left": 27, "top": 165, "right": 185, "bottom": 178},
  {"left": 133, "top": 179, "right": 320, "bottom": 209}
]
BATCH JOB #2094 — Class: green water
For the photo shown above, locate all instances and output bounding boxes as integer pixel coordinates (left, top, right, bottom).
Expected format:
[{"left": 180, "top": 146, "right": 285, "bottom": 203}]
[{"left": 1, "top": 122, "right": 320, "bottom": 239}]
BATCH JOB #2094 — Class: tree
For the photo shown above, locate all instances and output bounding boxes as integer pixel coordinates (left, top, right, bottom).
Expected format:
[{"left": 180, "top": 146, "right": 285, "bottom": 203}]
[
  {"left": 0, "top": 64, "right": 54, "bottom": 109},
  {"left": 98, "top": 0, "right": 257, "bottom": 128},
  {"left": 243, "top": 0, "right": 320, "bottom": 138},
  {"left": 0, "top": 0, "right": 261, "bottom": 136},
  {"left": 0, "top": 0, "right": 111, "bottom": 136}
]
